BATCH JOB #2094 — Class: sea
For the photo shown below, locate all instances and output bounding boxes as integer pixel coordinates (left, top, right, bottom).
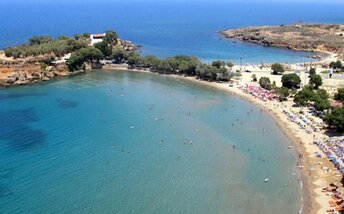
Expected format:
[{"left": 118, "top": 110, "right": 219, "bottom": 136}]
[
  {"left": 0, "top": 71, "right": 302, "bottom": 213},
  {"left": 0, "top": 0, "right": 343, "bottom": 213},
  {"left": 0, "top": 0, "right": 343, "bottom": 64}
]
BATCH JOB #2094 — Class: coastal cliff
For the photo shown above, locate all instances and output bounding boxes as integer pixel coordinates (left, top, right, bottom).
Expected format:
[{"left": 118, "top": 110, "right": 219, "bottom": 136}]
[
  {"left": 0, "top": 33, "right": 138, "bottom": 87},
  {"left": 221, "top": 24, "right": 344, "bottom": 60},
  {"left": 0, "top": 54, "right": 70, "bottom": 86}
]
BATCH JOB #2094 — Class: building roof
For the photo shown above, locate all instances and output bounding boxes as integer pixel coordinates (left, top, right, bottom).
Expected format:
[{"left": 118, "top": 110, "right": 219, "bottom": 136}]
[{"left": 92, "top": 33, "right": 106, "bottom": 39}]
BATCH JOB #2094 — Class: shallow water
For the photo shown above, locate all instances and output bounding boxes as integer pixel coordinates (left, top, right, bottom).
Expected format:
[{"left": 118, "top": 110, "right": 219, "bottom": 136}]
[{"left": 0, "top": 71, "right": 301, "bottom": 213}]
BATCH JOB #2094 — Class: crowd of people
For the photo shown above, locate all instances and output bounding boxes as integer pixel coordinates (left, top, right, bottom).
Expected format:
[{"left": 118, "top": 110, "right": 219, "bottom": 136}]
[
  {"left": 239, "top": 84, "right": 277, "bottom": 101},
  {"left": 322, "top": 183, "right": 344, "bottom": 213},
  {"left": 315, "top": 136, "right": 344, "bottom": 174},
  {"left": 282, "top": 109, "right": 323, "bottom": 133}
]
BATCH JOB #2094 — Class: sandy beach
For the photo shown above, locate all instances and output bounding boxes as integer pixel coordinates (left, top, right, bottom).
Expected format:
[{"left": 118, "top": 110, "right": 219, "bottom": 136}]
[{"left": 107, "top": 64, "right": 343, "bottom": 214}]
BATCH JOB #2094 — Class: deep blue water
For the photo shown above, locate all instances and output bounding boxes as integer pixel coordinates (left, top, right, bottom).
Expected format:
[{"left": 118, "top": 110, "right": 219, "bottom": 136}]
[
  {"left": 0, "top": 71, "right": 301, "bottom": 213},
  {"left": 0, "top": 1, "right": 343, "bottom": 63}
]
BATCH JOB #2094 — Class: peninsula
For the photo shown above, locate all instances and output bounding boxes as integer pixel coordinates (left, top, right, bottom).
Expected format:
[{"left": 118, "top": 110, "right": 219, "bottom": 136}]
[{"left": 221, "top": 24, "right": 344, "bottom": 60}]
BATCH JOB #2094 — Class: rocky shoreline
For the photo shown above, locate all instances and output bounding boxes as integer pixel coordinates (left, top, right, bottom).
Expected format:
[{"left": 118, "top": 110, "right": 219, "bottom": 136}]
[
  {"left": 0, "top": 32, "right": 139, "bottom": 87},
  {"left": 221, "top": 24, "right": 344, "bottom": 60},
  {"left": 0, "top": 58, "right": 70, "bottom": 87}
]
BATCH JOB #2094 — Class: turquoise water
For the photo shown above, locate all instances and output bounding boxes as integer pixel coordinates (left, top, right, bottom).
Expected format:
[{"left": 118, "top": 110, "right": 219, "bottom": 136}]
[
  {"left": 0, "top": 71, "right": 301, "bottom": 213},
  {"left": 0, "top": 1, "right": 343, "bottom": 63}
]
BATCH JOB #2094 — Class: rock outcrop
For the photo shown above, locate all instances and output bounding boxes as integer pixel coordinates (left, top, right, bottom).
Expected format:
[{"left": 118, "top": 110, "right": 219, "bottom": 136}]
[
  {"left": 0, "top": 57, "right": 69, "bottom": 87},
  {"left": 221, "top": 24, "right": 344, "bottom": 59}
]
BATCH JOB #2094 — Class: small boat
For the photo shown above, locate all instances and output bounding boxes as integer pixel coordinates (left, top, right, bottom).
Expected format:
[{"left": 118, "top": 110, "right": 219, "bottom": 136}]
[{"left": 264, "top": 178, "right": 269, "bottom": 183}]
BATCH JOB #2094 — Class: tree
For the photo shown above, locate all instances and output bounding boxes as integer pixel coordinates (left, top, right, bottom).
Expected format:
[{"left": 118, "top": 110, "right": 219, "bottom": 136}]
[
  {"left": 74, "top": 33, "right": 90, "bottom": 40},
  {"left": 94, "top": 41, "right": 112, "bottom": 57},
  {"left": 309, "top": 74, "right": 322, "bottom": 89},
  {"left": 334, "top": 88, "right": 344, "bottom": 102},
  {"left": 142, "top": 55, "right": 160, "bottom": 68},
  {"left": 155, "top": 59, "right": 174, "bottom": 73},
  {"left": 28, "top": 36, "right": 53, "bottom": 46},
  {"left": 314, "top": 98, "right": 330, "bottom": 111},
  {"left": 259, "top": 77, "right": 272, "bottom": 90},
  {"left": 293, "top": 86, "right": 330, "bottom": 111},
  {"left": 275, "top": 87, "right": 290, "bottom": 101},
  {"left": 104, "top": 30, "right": 118, "bottom": 44},
  {"left": 329, "top": 60, "right": 343, "bottom": 71},
  {"left": 323, "top": 107, "right": 344, "bottom": 131},
  {"left": 67, "top": 47, "right": 104, "bottom": 71},
  {"left": 317, "top": 89, "right": 329, "bottom": 99},
  {"left": 111, "top": 47, "right": 132, "bottom": 63},
  {"left": 271, "top": 63, "right": 284, "bottom": 75},
  {"left": 4, "top": 35, "right": 88, "bottom": 58},
  {"left": 226, "top": 61, "right": 234, "bottom": 69},
  {"left": 309, "top": 68, "right": 316, "bottom": 77},
  {"left": 212, "top": 60, "right": 225, "bottom": 69},
  {"left": 127, "top": 54, "right": 143, "bottom": 68},
  {"left": 196, "top": 64, "right": 217, "bottom": 81},
  {"left": 281, "top": 73, "right": 301, "bottom": 89},
  {"left": 293, "top": 87, "right": 316, "bottom": 106},
  {"left": 251, "top": 74, "right": 257, "bottom": 82}
]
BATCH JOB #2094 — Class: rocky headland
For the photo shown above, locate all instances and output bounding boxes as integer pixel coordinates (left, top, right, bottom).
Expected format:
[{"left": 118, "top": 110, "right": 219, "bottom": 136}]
[
  {"left": 0, "top": 54, "right": 70, "bottom": 87},
  {"left": 221, "top": 24, "right": 344, "bottom": 60},
  {"left": 0, "top": 34, "right": 138, "bottom": 87}
]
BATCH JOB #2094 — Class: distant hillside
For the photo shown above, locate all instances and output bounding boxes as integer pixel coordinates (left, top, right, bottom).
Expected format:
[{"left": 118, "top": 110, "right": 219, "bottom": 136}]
[{"left": 221, "top": 24, "right": 344, "bottom": 59}]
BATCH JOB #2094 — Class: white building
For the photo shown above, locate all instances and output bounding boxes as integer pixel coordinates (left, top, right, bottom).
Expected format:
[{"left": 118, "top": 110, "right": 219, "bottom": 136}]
[{"left": 90, "top": 33, "right": 106, "bottom": 45}]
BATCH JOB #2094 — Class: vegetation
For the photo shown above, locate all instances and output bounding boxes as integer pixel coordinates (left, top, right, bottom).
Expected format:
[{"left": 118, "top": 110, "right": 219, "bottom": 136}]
[
  {"left": 4, "top": 35, "right": 89, "bottom": 58},
  {"left": 309, "top": 67, "right": 316, "bottom": 77},
  {"left": 274, "top": 87, "right": 290, "bottom": 101},
  {"left": 309, "top": 74, "right": 323, "bottom": 89},
  {"left": 125, "top": 54, "right": 234, "bottom": 82},
  {"left": 329, "top": 60, "right": 343, "bottom": 72},
  {"left": 281, "top": 73, "right": 301, "bottom": 89},
  {"left": 324, "top": 107, "right": 344, "bottom": 131},
  {"left": 111, "top": 47, "right": 134, "bottom": 63},
  {"left": 226, "top": 62, "right": 234, "bottom": 69},
  {"left": 94, "top": 41, "right": 112, "bottom": 58},
  {"left": 259, "top": 77, "right": 272, "bottom": 90},
  {"left": 271, "top": 63, "right": 285, "bottom": 75},
  {"left": 334, "top": 88, "right": 344, "bottom": 102},
  {"left": 67, "top": 47, "right": 104, "bottom": 71},
  {"left": 251, "top": 74, "right": 257, "bottom": 82},
  {"left": 211, "top": 60, "right": 225, "bottom": 69},
  {"left": 293, "top": 86, "right": 330, "bottom": 111},
  {"left": 93, "top": 30, "right": 119, "bottom": 58}
]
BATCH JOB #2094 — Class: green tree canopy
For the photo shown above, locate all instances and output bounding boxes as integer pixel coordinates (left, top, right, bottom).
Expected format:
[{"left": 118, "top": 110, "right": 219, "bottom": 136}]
[
  {"left": 309, "top": 68, "right": 316, "bottom": 76},
  {"left": 211, "top": 60, "right": 225, "bottom": 69},
  {"left": 329, "top": 60, "right": 343, "bottom": 71},
  {"left": 67, "top": 47, "right": 104, "bottom": 71},
  {"left": 293, "top": 87, "right": 330, "bottom": 111},
  {"left": 111, "top": 47, "right": 133, "bottom": 63},
  {"left": 226, "top": 61, "right": 234, "bottom": 68},
  {"left": 281, "top": 73, "right": 301, "bottom": 89},
  {"left": 104, "top": 30, "right": 118, "bottom": 44},
  {"left": 28, "top": 36, "right": 53, "bottom": 46},
  {"left": 271, "top": 63, "right": 285, "bottom": 75},
  {"left": 323, "top": 107, "right": 344, "bottom": 131},
  {"left": 334, "top": 88, "right": 344, "bottom": 102},
  {"left": 196, "top": 64, "right": 218, "bottom": 81},
  {"left": 259, "top": 77, "right": 272, "bottom": 90},
  {"left": 4, "top": 36, "right": 88, "bottom": 58},
  {"left": 309, "top": 74, "right": 322, "bottom": 89},
  {"left": 293, "top": 86, "right": 316, "bottom": 106},
  {"left": 94, "top": 41, "right": 112, "bottom": 57},
  {"left": 274, "top": 87, "right": 290, "bottom": 101}
]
